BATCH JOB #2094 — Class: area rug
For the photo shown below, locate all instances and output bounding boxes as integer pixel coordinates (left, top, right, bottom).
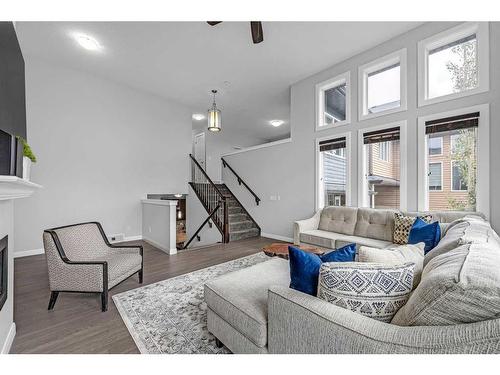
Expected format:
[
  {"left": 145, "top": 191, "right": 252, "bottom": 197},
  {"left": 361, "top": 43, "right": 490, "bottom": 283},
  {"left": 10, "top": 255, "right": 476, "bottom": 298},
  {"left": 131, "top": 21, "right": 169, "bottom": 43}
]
[{"left": 112, "top": 252, "right": 269, "bottom": 354}]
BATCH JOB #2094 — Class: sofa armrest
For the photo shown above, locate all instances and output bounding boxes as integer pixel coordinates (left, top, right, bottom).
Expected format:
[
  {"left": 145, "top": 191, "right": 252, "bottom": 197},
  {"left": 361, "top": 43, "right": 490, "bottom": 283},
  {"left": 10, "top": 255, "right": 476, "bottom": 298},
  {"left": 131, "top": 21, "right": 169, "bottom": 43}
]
[
  {"left": 293, "top": 210, "right": 322, "bottom": 245},
  {"left": 267, "top": 286, "right": 500, "bottom": 354}
]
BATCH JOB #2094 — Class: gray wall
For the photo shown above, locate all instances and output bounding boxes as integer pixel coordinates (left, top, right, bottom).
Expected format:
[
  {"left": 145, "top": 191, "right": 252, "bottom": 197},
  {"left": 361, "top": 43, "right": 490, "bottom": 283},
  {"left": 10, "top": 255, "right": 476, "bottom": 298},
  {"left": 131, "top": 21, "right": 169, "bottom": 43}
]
[
  {"left": 223, "top": 22, "right": 500, "bottom": 238},
  {"left": 13, "top": 59, "right": 192, "bottom": 253}
]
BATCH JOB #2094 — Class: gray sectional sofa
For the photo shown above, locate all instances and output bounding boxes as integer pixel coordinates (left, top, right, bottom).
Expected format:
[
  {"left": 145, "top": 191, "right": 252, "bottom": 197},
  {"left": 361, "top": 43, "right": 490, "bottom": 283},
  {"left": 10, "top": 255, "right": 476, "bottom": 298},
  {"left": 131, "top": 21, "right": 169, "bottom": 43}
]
[{"left": 204, "top": 207, "right": 500, "bottom": 354}]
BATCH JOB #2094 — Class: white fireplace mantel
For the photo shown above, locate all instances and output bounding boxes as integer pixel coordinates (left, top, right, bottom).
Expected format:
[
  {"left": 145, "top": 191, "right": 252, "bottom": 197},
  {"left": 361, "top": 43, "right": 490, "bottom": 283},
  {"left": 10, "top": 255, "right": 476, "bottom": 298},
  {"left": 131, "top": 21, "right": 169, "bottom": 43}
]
[{"left": 0, "top": 176, "right": 42, "bottom": 201}]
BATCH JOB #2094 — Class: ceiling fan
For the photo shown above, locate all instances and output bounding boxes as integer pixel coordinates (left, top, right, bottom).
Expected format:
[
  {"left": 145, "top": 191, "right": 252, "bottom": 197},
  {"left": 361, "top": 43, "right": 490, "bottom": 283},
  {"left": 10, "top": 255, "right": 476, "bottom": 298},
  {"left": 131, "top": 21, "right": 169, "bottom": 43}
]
[{"left": 207, "top": 21, "right": 264, "bottom": 44}]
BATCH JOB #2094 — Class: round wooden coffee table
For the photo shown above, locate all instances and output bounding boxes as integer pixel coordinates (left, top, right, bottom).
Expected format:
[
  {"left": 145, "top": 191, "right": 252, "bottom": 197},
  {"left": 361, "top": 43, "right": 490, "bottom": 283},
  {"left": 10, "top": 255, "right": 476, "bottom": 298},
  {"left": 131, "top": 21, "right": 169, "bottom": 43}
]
[{"left": 262, "top": 243, "right": 324, "bottom": 260}]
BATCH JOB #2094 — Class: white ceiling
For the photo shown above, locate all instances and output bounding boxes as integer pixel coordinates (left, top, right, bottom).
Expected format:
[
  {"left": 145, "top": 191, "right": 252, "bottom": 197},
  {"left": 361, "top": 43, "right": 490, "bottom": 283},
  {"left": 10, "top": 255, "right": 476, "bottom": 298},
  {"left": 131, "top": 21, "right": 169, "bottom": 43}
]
[{"left": 16, "top": 22, "right": 421, "bottom": 142}]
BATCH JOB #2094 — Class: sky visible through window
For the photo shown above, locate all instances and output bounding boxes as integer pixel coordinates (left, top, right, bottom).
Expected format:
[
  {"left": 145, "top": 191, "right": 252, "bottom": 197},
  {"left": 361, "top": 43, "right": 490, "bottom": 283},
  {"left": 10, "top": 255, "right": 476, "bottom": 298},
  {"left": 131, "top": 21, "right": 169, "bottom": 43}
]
[
  {"left": 428, "top": 37, "right": 477, "bottom": 98},
  {"left": 367, "top": 65, "right": 400, "bottom": 112}
]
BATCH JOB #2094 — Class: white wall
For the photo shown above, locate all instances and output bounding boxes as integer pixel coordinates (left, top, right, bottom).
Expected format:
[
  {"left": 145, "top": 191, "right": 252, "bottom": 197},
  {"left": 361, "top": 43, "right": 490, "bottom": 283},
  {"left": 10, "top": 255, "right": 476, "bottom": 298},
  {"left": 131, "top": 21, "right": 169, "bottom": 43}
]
[
  {"left": 223, "top": 22, "right": 500, "bottom": 238},
  {"left": 14, "top": 59, "right": 192, "bottom": 254},
  {"left": 0, "top": 200, "right": 15, "bottom": 353}
]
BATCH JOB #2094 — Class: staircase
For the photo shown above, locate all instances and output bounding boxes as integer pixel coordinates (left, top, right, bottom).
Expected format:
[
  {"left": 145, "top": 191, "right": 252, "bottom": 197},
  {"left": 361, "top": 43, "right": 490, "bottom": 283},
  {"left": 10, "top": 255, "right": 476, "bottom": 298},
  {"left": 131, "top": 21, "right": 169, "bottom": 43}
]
[
  {"left": 214, "top": 183, "right": 260, "bottom": 241},
  {"left": 184, "top": 154, "right": 261, "bottom": 249}
]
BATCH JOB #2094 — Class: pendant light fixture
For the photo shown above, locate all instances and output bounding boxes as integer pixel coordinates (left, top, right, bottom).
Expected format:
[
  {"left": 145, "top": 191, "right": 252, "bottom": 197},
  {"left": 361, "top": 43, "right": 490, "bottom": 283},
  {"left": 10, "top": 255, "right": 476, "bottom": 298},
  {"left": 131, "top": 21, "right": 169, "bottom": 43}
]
[{"left": 207, "top": 89, "right": 221, "bottom": 132}]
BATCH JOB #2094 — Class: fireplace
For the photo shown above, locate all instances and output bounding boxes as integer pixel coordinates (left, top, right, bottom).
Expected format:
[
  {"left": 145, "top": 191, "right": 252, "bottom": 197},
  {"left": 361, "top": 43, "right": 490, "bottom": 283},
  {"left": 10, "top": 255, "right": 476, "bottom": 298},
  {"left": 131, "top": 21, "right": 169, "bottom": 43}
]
[{"left": 0, "top": 236, "right": 7, "bottom": 311}]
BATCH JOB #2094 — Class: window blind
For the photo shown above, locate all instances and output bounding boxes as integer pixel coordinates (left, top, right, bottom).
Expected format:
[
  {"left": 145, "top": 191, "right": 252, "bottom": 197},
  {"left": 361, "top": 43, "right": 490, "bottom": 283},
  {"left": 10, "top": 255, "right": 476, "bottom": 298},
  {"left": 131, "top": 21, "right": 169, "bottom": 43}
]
[
  {"left": 425, "top": 112, "right": 479, "bottom": 135},
  {"left": 319, "top": 137, "right": 346, "bottom": 152},
  {"left": 363, "top": 127, "right": 400, "bottom": 145},
  {"left": 367, "top": 62, "right": 400, "bottom": 78}
]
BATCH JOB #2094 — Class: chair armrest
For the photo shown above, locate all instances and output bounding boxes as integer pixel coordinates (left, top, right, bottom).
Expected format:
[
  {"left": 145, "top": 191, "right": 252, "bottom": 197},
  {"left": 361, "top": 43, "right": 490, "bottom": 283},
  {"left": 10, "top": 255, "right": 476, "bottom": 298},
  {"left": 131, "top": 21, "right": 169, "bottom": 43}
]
[
  {"left": 293, "top": 210, "right": 322, "bottom": 245},
  {"left": 50, "top": 259, "right": 108, "bottom": 293},
  {"left": 267, "top": 286, "right": 500, "bottom": 354}
]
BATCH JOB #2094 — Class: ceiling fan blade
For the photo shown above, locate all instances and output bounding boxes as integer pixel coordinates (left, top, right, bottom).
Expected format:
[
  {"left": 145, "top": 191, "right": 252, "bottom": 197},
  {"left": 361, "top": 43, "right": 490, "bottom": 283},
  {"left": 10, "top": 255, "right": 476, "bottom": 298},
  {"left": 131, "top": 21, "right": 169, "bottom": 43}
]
[
  {"left": 207, "top": 21, "right": 222, "bottom": 26},
  {"left": 250, "top": 21, "right": 263, "bottom": 44}
]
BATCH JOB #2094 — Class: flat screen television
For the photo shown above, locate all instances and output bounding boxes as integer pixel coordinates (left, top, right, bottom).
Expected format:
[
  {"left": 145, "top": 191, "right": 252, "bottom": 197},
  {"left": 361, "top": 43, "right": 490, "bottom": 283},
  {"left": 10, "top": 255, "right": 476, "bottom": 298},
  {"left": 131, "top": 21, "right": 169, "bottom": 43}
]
[{"left": 0, "top": 128, "right": 22, "bottom": 176}]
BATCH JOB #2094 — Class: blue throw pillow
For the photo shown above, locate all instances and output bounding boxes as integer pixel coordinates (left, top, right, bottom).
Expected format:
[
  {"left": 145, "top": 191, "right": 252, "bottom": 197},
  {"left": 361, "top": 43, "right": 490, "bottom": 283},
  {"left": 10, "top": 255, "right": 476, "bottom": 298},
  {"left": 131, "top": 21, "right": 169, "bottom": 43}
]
[
  {"left": 288, "top": 243, "right": 356, "bottom": 296},
  {"left": 408, "top": 217, "right": 441, "bottom": 254}
]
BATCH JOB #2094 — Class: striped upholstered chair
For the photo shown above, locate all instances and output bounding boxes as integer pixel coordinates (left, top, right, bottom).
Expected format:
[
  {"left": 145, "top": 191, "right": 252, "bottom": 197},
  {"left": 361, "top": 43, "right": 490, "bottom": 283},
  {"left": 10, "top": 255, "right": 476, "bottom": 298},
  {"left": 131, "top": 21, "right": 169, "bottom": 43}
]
[{"left": 43, "top": 222, "right": 143, "bottom": 311}]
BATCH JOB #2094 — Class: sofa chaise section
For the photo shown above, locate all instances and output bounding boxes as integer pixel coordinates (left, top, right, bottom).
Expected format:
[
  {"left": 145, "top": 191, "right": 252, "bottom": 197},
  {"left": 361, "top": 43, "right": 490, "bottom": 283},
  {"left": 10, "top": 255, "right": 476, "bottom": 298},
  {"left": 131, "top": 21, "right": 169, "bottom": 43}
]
[{"left": 205, "top": 257, "right": 289, "bottom": 353}]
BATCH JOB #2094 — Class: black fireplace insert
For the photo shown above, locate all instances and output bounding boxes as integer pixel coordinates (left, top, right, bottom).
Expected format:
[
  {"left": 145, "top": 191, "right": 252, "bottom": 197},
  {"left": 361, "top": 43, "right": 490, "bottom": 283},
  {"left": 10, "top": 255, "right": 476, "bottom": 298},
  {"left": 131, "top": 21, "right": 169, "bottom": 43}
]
[{"left": 0, "top": 235, "right": 7, "bottom": 311}]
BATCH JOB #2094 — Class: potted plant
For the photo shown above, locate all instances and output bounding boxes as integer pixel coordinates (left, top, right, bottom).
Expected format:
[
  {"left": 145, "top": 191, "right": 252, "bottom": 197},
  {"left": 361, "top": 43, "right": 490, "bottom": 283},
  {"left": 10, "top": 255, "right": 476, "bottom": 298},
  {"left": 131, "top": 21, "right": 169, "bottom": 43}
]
[{"left": 16, "top": 136, "right": 37, "bottom": 181}]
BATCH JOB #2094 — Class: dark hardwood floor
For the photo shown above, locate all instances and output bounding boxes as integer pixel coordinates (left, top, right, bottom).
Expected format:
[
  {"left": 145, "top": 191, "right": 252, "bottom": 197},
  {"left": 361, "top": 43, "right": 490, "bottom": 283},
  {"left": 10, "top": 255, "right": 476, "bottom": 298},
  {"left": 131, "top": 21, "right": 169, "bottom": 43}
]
[{"left": 11, "top": 236, "right": 277, "bottom": 354}]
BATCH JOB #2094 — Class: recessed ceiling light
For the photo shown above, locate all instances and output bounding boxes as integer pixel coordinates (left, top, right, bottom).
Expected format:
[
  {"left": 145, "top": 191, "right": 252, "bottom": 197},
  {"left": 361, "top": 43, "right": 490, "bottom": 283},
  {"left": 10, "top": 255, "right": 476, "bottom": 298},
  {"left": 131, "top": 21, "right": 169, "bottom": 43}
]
[
  {"left": 269, "top": 120, "right": 284, "bottom": 127},
  {"left": 73, "top": 33, "right": 102, "bottom": 51},
  {"left": 192, "top": 114, "right": 205, "bottom": 121}
]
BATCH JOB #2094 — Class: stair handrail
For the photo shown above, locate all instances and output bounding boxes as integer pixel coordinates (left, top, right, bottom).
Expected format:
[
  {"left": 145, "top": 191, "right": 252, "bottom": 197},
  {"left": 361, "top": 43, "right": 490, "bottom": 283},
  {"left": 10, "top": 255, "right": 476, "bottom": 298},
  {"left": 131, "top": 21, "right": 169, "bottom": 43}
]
[
  {"left": 189, "top": 154, "right": 226, "bottom": 201},
  {"left": 221, "top": 157, "right": 261, "bottom": 205}
]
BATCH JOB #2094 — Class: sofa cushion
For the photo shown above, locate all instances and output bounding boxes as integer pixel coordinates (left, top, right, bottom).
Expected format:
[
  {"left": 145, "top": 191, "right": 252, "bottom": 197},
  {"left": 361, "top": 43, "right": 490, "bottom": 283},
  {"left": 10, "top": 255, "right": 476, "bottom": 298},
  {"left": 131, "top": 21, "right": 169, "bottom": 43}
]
[
  {"left": 204, "top": 258, "right": 289, "bottom": 348},
  {"left": 300, "top": 230, "right": 392, "bottom": 250},
  {"left": 392, "top": 239, "right": 500, "bottom": 326},
  {"left": 318, "top": 206, "right": 358, "bottom": 235},
  {"left": 317, "top": 262, "right": 415, "bottom": 322},
  {"left": 358, "top": 243, "right": 425, "bottom": 288},
  {"left": 424, "top": 215, "right": 495, "bottom": 267},
  {"left": 288, "top": 244, "right": 356, "bottom": 295},
  {"left": 354, "top": 208, "right": 396, "bottom": 242}
]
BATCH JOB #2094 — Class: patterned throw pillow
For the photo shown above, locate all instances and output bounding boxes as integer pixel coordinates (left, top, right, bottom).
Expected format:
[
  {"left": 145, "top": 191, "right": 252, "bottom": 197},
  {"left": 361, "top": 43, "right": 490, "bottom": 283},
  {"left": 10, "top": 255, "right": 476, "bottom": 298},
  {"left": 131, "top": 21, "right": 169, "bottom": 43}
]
[
  {"left": 393, "top": 213, "right": 432, "bottom": 245},
  {"left": 317, "top": 262, "right": 415, "bottom": 322}
]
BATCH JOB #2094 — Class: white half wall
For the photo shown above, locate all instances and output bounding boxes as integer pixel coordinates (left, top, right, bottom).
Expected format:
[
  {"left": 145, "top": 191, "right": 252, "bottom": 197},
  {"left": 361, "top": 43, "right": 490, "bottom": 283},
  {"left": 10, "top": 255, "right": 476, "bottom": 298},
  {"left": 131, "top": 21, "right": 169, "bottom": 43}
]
[
  {"left": 14, "top": 59, "right": 192, "bottom": 254},
  {"left": 223, "top": 22, "right": 500, "bottom": 238}
]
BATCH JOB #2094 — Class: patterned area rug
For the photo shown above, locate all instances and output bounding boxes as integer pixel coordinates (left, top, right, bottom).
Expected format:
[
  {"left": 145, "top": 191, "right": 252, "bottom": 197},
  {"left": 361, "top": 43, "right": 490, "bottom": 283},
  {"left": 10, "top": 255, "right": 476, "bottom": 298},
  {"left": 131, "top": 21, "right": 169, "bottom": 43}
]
[{"left": 112, "top": 252, "right": 269, "bottom": 354}]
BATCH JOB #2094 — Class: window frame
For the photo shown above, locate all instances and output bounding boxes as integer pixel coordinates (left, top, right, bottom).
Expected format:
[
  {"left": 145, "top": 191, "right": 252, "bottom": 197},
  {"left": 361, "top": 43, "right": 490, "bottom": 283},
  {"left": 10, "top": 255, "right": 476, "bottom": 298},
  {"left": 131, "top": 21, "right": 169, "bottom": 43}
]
[
  {"left": 315, "top": 132, "right": 352, "bottom": 211},
  {"left": 358, "top": 49, "right": 407, "bottom": 121},
  {"left": 315, "top": 71, "right": 351, "bottom": 131},
  {"left": 418, "top": 22, "right": 489, "bottom": 107},
  {"left": 428, "top": 161, "right": 443, "bottom": 192},
  {"left": 450, "top": 160, "right": 469, "bottom": 192},
  {"left": 357, "top": 120, "right": 407, "bottom": 211},
  {"left": 417, "top": 104, "right": 489, "bottom": 216},
  {"left": 428, "top": 136, "right": 443, "bottom": 156}
]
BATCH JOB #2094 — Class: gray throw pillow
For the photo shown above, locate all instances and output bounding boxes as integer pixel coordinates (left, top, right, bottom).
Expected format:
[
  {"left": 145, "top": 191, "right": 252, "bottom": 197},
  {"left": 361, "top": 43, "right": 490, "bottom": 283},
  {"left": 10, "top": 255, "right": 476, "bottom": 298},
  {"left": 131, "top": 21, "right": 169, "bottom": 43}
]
[
  {"left": 317, "top": 262, "right": 414, "bottom": 322},
  {"left": 358, "top": 243, "right": 424, "bottom": 288}
]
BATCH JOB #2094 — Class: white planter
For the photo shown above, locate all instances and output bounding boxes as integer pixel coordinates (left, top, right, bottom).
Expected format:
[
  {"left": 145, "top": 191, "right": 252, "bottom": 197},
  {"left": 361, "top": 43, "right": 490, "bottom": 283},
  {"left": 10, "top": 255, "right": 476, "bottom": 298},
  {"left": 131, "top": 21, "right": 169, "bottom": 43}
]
[{"left": 22, "top": 157, "right": 32, "bottom": 181}]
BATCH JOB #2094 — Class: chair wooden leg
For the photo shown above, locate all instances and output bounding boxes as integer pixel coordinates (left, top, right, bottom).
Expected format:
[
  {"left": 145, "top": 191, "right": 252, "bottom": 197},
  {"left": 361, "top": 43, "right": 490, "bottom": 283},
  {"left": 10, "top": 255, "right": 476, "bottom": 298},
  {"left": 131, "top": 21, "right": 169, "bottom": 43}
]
[
  {"left": 138, "top": 269, "right": 143, "bottom": 284},
  {"left": 48, "top": 291, "right": 59, "bottom": 310},
  {"left": 101, "top": 291, "right": 108, "bottom": 312}
]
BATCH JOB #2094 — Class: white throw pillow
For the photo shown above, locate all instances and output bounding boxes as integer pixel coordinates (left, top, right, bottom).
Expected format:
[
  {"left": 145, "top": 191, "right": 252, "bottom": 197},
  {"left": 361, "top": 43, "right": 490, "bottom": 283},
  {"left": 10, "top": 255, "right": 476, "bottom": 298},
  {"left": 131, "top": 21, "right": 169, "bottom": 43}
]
[
  {"left": 317, "top": 262, "right": 415, "bottom": 322},
  {"left": 358, "top": 243, "right": 425, "bottom": 288}
]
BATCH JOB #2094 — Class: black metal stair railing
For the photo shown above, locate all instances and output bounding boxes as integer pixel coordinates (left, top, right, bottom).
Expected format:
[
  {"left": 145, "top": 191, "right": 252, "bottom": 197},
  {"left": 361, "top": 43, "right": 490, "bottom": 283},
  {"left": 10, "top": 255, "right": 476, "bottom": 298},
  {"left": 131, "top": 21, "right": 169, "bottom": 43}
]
[
  {"left": 184, "top": 154, "right": 229, "bottom": 249},
  {"left": 221, "top": 157, "right": 261, "bottom": 205}
]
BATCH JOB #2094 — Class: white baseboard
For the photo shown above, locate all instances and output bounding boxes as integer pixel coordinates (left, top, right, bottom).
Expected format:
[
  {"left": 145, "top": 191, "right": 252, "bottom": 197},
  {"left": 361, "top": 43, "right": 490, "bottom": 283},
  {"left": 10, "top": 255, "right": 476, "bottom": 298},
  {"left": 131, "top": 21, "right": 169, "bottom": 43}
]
[
  {"left": 261, "top": 232, "right": 294, "bottom": 243},
  {"left": 113, "top": 235, "right": 143, "bottom": 243},
  {"left": 1, "top": 323, "right": 16, "bottom": 354},
  {"left": 13, "top": 248, "right": 44, "bottom": 259},
  {"left": 14, "top": 235, "right": 143, "bottom": 259},
  {"left": 142, "top": 238, "right": 177, "bottom": 255}
]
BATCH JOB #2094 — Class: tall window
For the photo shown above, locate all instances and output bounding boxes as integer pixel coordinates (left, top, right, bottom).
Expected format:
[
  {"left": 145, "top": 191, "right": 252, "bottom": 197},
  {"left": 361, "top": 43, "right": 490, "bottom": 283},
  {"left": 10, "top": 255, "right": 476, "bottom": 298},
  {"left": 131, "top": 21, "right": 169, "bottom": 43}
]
[
  {"left": 361, "top": 127, "right": 401, "bottom": 209},
  {"left": 359, "top": 49, "right": 407, "bottom": 120},
  {"left": 419, "top": 22, "right": 489, "bottom": 106},
  {"left": 425, "top": 112, "right": 478, "bottom": 211},
  {"left": 318, "top": 137, "right": 347, "bottom": 208},
  {"left": 428, "top": 136, "right": 443, "bottom": 155}
]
